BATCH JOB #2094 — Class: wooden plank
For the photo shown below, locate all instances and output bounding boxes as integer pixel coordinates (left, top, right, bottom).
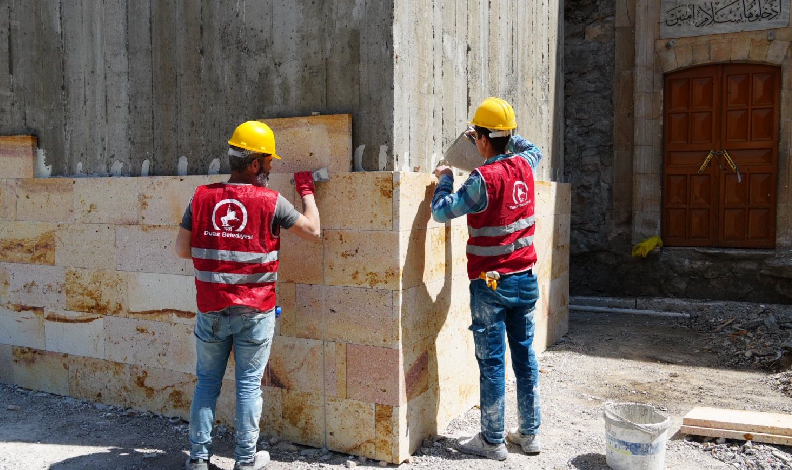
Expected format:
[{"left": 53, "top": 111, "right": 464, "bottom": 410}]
[
  {"left": 681, "top": 425, "right": 792, "bottom": 446},
  {"left": 683, "top": 407, "right": 792, "bottom": 438}
]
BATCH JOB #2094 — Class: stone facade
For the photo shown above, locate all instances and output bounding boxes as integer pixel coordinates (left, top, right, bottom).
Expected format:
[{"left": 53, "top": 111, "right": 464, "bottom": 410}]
[
  {"left": 565, "top": 0, "right": 792, "bottom": 302},
  {"left": 0, "top": 122, "right": 570, "bottom": 463}
]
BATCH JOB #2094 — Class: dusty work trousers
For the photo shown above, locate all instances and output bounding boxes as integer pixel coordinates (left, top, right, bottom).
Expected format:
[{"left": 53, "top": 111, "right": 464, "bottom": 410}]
[
  {"left": 188, "top": 306, "right": 275, "bottom": 463},
  {"left": 469, "top": 270, "right": 541, "bottom": 444}
]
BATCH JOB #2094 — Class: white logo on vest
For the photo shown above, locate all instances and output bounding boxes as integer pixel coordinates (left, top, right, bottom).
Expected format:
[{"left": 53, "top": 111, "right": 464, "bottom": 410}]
[
  {"left": 511, "top": 181, "right": 530, "bottom": 207},
  {"left": 212, "top": 199, "right": 248, "bottom": 232}
]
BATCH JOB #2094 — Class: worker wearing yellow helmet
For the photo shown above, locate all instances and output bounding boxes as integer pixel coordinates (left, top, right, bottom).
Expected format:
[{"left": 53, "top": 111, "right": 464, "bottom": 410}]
[
  {"left": 175, "top": 120, "right": 322, "bottom": 470},
  {"left": 430, "top": 97, "right": 544, "bottom": 460}
]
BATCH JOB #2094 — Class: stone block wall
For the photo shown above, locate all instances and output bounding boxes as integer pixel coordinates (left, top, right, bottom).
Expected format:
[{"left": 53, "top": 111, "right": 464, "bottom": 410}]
[{"left": 0, "top": 129, "right": 570, "bottom": 463}]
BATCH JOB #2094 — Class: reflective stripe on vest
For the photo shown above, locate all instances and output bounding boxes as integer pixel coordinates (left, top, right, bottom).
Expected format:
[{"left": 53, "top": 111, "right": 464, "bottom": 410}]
[
  {"left": 194, "top": 270, "right": 277, "bottom": 285},
  {"left": 467, "top": 215, "right": 535, "bottom": 238},
  {"left": 466, "top": 235, "right": 535, "bottom": 257},
  {"left": 191, "top": 247, "right": 279, "bottom": 264}
]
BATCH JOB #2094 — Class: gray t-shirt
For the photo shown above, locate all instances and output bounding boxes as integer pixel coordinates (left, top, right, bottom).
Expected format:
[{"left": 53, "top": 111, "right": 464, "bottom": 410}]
[{"left": 180, "top": 184, "right": 301, "bottom": 235}]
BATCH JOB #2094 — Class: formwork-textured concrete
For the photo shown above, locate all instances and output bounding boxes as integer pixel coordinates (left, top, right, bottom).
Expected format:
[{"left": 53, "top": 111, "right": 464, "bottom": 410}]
[
  {"left": 0, "top": 123, "right": 570, "bottom": 463},
  {"left": 1, "top": 1, "right": 563, "bottom": 182}
]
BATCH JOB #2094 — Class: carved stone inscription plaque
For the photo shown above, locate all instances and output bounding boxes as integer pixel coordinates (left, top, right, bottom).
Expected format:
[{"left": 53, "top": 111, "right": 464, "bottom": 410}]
[{"left": 661, "top": 0, "right": 790, "bottom": 38}]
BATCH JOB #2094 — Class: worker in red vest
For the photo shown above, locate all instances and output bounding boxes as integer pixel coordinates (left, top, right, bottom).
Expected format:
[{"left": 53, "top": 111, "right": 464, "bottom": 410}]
[
  {"left": 175, "top": 121, "right": 321, "bottom": 470},
  {"left": 431, "top": 97, "right": 543, "bottom": 461}
]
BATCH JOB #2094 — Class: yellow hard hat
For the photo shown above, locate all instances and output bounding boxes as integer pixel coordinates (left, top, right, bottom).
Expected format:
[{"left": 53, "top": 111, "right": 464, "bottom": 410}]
[
  {"left": 227, "top": 121, "right": 281, "bottom": 159},
  {"left": 470, "top": 97, "right": 517, "bottom": 131}
]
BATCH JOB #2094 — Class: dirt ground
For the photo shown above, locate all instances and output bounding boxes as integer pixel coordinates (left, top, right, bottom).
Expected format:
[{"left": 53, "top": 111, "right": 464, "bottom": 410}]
[{"left": 1, "top": 311, "right": 791, "bottom": 470}]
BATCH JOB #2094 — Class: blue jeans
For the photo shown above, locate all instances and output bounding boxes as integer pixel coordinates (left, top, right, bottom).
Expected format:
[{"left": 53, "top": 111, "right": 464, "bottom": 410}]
[
  {"left": 189, "top": 306, "right": 275, "bottom": 462},
  {"left": 469, "top": 270, "right": 541, "bottom": 444}
]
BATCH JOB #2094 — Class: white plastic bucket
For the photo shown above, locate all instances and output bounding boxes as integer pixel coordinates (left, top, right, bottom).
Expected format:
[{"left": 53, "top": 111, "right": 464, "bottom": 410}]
[{"left": 603, "top": 402, "right": 670, "bottom": 470}]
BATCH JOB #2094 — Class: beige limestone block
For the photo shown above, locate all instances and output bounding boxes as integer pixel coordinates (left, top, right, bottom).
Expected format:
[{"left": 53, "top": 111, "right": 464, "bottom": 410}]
[
  {"left": 315, "top": 172, "right": 393, "bottom": 231},
  {"left": 711, "top": 39, "right": 733, "bottom": 63},
  {"left": 259, "top": 386, "right": 283, "bottom": 436},
  {"left": 65, "top": 268, "right": 127, "bottom": 316},
  {"left": 404, "top": 388, "right": 437, "bottom": 457},
  {"left": 275, "top": 282, "right": 296, "bottom": 337},
  {"left": 731, "top": 39, "right": 751, "bottom": 61},
  {"left": 0, "top": 305, "right": 44, "bottom": 349},
  {"left": 400, "top": 228, "right": 448, "bottom": 290},
  {"left": 16, "top": 179, "right": 75, "bottom": 223},
  {"left": 116, "top": 225, "right": 189, "bottom": 275},
  {"left": 139, "top": 176, "right": 210, "bottom": 226},
  {"left": 55, "top": 224, "right": 116, "bottom": 270},
  {"left": 657, "top": 48, "right": 678, "bottom": 73},
  {"left": 293, "top": 284, "right": 324, "bottom": 340},
  {"left": 68, "top": 355, "right": 131, "bottom": 407},
  {"left": 750, "top": 39, "right": 771, "bottom": 62},
  {"left": 399, "top": 275, "right": 467, "bottom": 347},
  {"left": 555, "top": 214, "right": 571, "bottom": 248},
  {"left": 127, "top": 272, "right": 197, "bottom": 321},
  {"left": 128, "top": 365, "right": 196, "bottom": 419},
  {"left": 767, "top": 40, "right": 791, "bottom": 64},
  {"left": 323, "top": 230, "right": 400, "bottom": 289},
  {"left": 534, "top": 182, "right": 556, "bottom": 217},
  {"left": 267, "top": 336, "right": 323, "bottom": 394},
  {"left": 0, "top": 221, "right": 56, "bottom": 264},
  {"left": 675, "top": 45, "right": 693, "bottom": 69},
  {"left": 264, "top": 114, "right": 353, "bottom": 175},
  {"left": 12, "top": 347, "right": 69, "bottom": 395},
  {"left": 0, "top": 136, "right": 36, "bottom": 179},
  {"left": 214, "top": 378, "right": 237, "bottom": 427},
  {"left": 104, "top": 316, "right": 171, "bottom": 369},
  {"left": 347, "top": 344, "right": 401, "bottom": 406},
  {"left": 279, "top": 229, "right": 323, "bottom": 285},
  {"left": 0, "top": 179, "right": 17, "bottom": 221},
  {"left": 326, "top": 397, "right": 377, "bottom": 458},
  {"left": 394, "top": 172, "right": 464, "bottom": 232},
  {"left": 74, "top": 177, "right": 142, "bottom": 224},
  {"left": 551, "top": 244, "right": 571, "bottom": 280},
  {"left": 280, "top": 389, "right": 325, "bottom": 447},
  {"left": 325, "top": 286, "right": 396, "bottom": 348},
  {"left": 435, "top": 325, "right": 479, "bottom": 423},
  {"left": 324, "top": 341, "right": 347, "bottom": 399},
  {"left": 375, "top": 404, "right": 399, "bottom": 462},
  {"left": 0, "top": 343, "right": 12, "bottom": 383},
  {"left": 168, "top": 322, "right": 196, "bottom": 375},
  {"left": 403, "top": 340, "right": 430, "bottom": 402},
  {"left": 692, "top": 41, "right": 711, "bottom": 64},
  {"left": 8, "top": 264, "right": 65, "bottom": 308},
  {"left": 44, "top": 310, "right": 104, "bottom": 359},
  {"left": 267, "top": 173, "right": 297, "bottom": 206}
]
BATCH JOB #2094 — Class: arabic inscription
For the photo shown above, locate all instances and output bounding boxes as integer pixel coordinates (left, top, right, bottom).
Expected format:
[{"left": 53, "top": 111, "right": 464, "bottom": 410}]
[{"left": 661, "top": 0, "right": 790, "bottom": 38}]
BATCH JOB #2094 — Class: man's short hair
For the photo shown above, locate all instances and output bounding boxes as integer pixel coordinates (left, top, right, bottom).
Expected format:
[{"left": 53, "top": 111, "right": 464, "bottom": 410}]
[
  {"left": 228, "top": 145, "right": 269, "bottom": 172},
  {"left": 474, "top": 126, "right": 509, "bottom": 155}
]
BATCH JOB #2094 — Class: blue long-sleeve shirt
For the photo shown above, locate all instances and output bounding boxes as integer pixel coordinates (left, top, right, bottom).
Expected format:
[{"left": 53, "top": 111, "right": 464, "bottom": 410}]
[{"left": 431, "top": 135, "right": 543, "bottom": 223}]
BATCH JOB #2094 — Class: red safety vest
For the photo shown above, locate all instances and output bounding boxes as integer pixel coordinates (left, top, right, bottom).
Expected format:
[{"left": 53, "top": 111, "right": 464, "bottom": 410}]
[
  {"left": 190, "top": 183, "right": 280, "bottom": 313},
  {"left": 466, "top": 155, "right": 537, "bottom": 280}
]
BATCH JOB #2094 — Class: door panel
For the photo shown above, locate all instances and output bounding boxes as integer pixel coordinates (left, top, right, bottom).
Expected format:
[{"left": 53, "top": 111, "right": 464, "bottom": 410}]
[{"left": 663, "top": 64, "right": 779, "bottom": 248}]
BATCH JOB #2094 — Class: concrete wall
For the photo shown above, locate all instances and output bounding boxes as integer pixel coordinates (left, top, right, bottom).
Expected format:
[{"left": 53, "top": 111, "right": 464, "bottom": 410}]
[
  {"left": 391, "top": 0, "right": 565, "bottom": 181},
  {"left": 0, "top": 127, "right": 571, "bottom": 463},
  {"left": 0, "top": 0, "right": 394, "bottom": 176}
]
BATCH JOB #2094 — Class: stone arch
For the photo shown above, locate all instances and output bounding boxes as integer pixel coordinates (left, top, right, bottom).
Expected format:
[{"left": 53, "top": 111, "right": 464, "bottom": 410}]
[{"left": 656, "top": 36, "right": 790, "bottom": 73}]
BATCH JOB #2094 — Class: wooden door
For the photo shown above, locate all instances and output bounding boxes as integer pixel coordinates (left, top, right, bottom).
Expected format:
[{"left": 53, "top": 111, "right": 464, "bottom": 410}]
[{"left": 662, "top": 64, "right": 779, "bottom": 248}]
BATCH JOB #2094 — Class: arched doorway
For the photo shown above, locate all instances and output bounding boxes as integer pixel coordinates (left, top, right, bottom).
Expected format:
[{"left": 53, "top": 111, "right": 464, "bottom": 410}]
[{"left": 663, "top": 64, "right": 780, "bottom": 248}]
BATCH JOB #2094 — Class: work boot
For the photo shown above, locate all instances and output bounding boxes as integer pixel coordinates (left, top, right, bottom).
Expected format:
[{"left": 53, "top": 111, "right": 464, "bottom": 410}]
[
  {"left": 184, "top": 457, "right": 209, "bottom": 470},
  {"left": 506, "top": 428, "right": 541, "bottom": 454},
  {"left": 233, "top": 450, "right": 270, "bottom": 470},
  {"left": 458, "top": 432, "right": 508, "bottom": 460}
]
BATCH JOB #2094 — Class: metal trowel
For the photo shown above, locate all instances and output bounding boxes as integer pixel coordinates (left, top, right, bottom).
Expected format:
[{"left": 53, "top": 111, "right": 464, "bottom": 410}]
[
  {"left": 290, "top": 166, "right": 329, "bottom": 183},
  {"left": 436, "top": 130, "right": 482, "bottom": 174}
]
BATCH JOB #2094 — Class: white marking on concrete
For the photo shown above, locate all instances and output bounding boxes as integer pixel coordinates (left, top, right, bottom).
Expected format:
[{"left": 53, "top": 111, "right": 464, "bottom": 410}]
[
  {"left": 177, "top": 156, "right": 188, "bottom": 176},
  {"left": 401, "top": 152, "right": 411, "bottom": 173},
  {"left": 353, "top": 145, "right": 365, "bottom": 172},
  {"left": 76, "top": 162, "right": 83, "bottom": 175},
  {"left": 110, "top": 160, "right": 124, "bottom": 176},
  {"left": 379, "top": 145, "right": 388, "bottom": 171},
  {"left": 141, "top": 160, "right": 150, "bottom": 177},
  {"left": 208, "top": 158, "right": 221, "bottom": 175},
  {"left": 35, "top": 148, "right": 52, "bottom": 178}
]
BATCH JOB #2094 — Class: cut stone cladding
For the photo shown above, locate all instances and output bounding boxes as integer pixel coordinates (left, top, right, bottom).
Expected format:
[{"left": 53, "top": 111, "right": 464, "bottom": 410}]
[{"left": 0, "top": 126, "right": 570, "bottom": 463}]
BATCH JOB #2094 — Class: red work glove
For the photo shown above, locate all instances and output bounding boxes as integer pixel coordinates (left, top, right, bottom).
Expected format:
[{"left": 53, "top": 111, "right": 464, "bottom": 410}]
[{"left": 294, "top": 171, "right": 315, "bottom": 197}]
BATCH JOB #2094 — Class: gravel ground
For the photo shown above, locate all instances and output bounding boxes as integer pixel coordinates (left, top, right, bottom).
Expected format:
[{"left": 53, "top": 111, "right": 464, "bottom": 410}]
[{"left": 1, "top": 310, "right": 790, "bottom": 470}]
